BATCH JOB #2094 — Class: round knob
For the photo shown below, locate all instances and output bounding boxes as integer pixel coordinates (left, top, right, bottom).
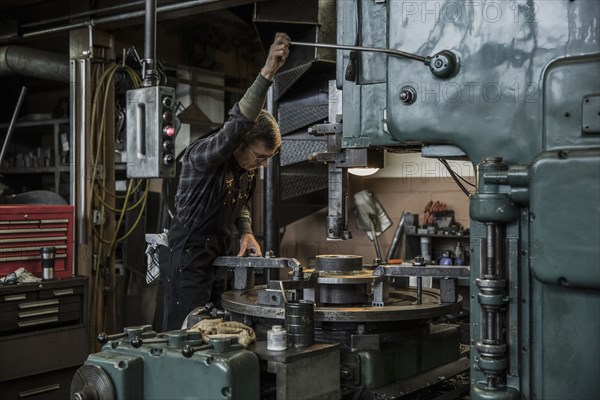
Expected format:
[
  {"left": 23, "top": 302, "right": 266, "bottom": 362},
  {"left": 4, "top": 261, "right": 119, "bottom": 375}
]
[
  {"left": 162, "top": 139, "right": 174, "bottom": 151},
  {"left": 131, "top": 336, "right": 143, "bottom": 348},
  {"left": 182, "top": 344, "right": 194, "bottom": 358},
  {"left": 162, "top": 111, "right": 173, "bottom": 123},
  {"left": 399, "top": 86, "right": 417, "bottom": 105},
  {"left": 427, "top": 50, "right": 459, "bottom": 79},
  {"left": 162, "top": 96, "right": 174, "bottom": 108},
  {"left": 97, "top": 332, "right": 108, "bottom": 345},
  {"left": 163, "top": 154, "right": 175, "bottom": 165}
]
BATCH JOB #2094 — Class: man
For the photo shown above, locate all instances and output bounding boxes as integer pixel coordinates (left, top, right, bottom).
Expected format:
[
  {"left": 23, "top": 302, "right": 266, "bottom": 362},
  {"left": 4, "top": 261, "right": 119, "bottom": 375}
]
[{"left": 160, "top": 33, "right": 291, "bottom": 331}]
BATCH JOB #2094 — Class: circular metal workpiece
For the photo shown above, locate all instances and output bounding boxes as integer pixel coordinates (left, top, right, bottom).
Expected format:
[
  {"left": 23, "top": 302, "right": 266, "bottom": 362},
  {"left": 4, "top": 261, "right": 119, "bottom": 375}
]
[
  {"left": 315, "top": 254, "right": 363, "bottom": 272},
  {"left": 315, "top": 269, "right": 380, "bottom": 284},
  {"left": 222, "top": 287, "right": 461, "bottom": 323}
]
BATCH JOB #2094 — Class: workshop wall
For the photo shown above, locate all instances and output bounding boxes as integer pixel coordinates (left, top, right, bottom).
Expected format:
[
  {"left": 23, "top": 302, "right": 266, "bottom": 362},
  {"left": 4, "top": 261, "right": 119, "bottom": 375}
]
[{"left": 278, "top": 176, "right": 474, "bottom": 268}]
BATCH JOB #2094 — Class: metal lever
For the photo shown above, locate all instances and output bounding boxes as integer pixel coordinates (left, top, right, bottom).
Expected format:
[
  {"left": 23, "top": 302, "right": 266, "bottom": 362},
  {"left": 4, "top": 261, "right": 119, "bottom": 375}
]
[
  {"left": 0, "top": 86, "right": 27, "bottom": 169},
  {"left": 291, "top": 41, "right": 459, "bottom": 79}
]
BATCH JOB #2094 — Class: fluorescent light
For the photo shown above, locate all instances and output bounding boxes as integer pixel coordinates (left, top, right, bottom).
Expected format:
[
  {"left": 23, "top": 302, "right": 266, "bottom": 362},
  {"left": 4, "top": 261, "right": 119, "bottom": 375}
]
[{"left": 347, "top": 167, "right": 380, "bottom": 176}]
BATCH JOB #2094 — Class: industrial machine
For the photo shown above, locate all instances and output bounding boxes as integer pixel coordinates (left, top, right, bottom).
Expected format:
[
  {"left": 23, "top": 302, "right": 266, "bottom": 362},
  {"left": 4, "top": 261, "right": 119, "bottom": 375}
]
[
  {"left": 72, "top": 0, "right": 598, "bottom": 399},
  {"left": 328, "top": 1, "right": 600, "bottom": 399},
  {"left": 72, "top": 253, "right": 469, "bottom": 399}
]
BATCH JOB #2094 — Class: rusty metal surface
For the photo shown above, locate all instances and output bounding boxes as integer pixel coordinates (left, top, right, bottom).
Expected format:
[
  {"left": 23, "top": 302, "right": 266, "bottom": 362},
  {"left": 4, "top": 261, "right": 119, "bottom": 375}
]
[
  {"left": 375, "top": 264, "right": 471, "bottom": 278},
  {"left": 213, "top": 256, "right": 299, "bottom": 269},
  {"left": 222, "top": 287, "right": 461, "bottom": 322}
]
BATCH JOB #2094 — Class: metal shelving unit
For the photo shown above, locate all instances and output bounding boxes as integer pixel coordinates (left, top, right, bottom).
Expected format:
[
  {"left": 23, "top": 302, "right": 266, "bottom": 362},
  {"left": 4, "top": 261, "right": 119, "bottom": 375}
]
[
  {"left": 404, "top": 233, "right": 470, "bottom": 265},
  {"left": 0, "top": 118, "right": 70, "bottom": 200}
]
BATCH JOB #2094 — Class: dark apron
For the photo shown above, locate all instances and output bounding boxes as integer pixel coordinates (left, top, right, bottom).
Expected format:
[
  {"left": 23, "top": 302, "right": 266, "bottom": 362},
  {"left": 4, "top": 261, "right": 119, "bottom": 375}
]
[{"left": 160, "top": 170, "right": 254, "bottom": 331}]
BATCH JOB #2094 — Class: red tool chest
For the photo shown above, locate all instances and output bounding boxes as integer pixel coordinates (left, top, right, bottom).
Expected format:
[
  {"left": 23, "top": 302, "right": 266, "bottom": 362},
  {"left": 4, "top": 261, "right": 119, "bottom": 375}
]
[{"left": 0, "top": 205, "right": 74, "bottom": 279}]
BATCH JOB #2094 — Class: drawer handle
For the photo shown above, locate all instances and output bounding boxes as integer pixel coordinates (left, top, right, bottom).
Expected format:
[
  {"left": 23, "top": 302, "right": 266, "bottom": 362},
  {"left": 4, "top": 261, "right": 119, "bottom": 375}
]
[
  {"left": 0, "top": 227, "right": 67, "bottom": 234},
  {"left": 0, "top": 254, "right": 67, "bottom": 262},
  {"left": 19, "top": 383, "right": 61, "bottom": 398},
  {"left": 0, "top": 253, "right": 66, "bottom": 263},
  {"left": 19, "top": 299, "right": 60, "bottom": 309},
  {"left": 17, "top": 316, "right": 59, "bottom": 328},
  {"left": 3, "top": 294, "right": 27, "bottom": 302},
  {"left": 19, "top": 307, "right": 59, "bottom": 319},
  {"left": 0, "top": 244, "right": 67, "bottom": 253},
  {"left": 0, "top": 235, "right": 66, "bottom": 244},
  {"left": 53, "top": 288, "right": 74, "bottom": 296}
]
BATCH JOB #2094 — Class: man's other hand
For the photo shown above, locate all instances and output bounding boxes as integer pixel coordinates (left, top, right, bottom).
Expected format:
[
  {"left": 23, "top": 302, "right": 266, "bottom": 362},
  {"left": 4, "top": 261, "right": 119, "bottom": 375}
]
[{"left": 238, "top": 233, "right": 262, "bottom": 257}]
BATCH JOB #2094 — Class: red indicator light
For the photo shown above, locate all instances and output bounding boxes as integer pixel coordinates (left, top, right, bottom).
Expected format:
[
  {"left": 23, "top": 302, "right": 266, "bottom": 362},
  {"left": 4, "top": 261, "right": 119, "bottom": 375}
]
[{"left": 163, "top": 125, "right": 176, "bottom": 137}]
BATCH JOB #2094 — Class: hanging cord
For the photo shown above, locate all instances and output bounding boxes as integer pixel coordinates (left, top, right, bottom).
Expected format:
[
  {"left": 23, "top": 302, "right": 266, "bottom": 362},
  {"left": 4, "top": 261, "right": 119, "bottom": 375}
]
[
  {"left": 89, "top": 64, "right": 145, "bottom": 249},
  {"left": 438, "top": 158, "right": 474, "bottom": 197},
  {"left": 87, "top": 62, "right": 146, "bottom": 335}
]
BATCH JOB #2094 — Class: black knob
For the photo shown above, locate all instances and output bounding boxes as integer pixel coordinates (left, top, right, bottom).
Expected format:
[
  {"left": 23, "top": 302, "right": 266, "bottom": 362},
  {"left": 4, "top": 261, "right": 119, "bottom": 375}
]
[
  {"left": 162, "top": 111, "right": 173, "bottom": 123},
  {"left": 162, "top": 139, "right": 174, "bottom": 151},
  {"left": 131, "top": 336, "right": 143, "bottom": 348},
  {"left": 97, "top": 332, "right": 108, "bottom": 345},
  {"left": 182, "top": 344, "right": 194, "bottom": 358},
  {"left": 163, "top": 154, "right": 175, "bottom": 165}
]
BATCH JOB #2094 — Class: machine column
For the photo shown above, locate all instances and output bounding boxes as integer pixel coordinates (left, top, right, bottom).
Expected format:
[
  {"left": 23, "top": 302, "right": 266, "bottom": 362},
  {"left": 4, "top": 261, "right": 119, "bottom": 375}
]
[{"left": 470, "top": 157, "right": 520, "bottom": 399}]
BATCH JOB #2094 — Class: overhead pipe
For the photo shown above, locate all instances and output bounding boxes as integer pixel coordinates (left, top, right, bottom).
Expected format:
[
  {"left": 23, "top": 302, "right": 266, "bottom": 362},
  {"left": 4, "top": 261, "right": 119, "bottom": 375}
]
[
  {"left": 21, "top": 1, "right": 146, "bottom": 29},
  {"left": 19, "top": 0, "right": 262, "bottom": 41},
  {"left": 0, "top": 46, "right": 69, "bottom": 82}
]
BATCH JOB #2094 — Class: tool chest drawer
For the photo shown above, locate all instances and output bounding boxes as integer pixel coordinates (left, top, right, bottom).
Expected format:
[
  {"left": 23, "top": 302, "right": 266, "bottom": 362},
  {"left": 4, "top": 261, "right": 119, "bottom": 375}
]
[
  {"left": 0, "top": 205, "right": 74, "bottom": 279},
  {"left": 1, "top": 367, "right": 78, "bottom": 400},
  {"left": 0, "top": 276, "right": 86, "bottom": 335},
  {"left": 0, "top": 277, "right": 88, "bottom": 383}
]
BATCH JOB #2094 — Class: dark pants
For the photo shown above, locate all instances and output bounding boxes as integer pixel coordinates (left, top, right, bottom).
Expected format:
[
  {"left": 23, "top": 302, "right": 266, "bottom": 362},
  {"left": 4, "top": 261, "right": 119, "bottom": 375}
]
[{"left": 159, "top": 218, "right": 230, "bottom": 331}]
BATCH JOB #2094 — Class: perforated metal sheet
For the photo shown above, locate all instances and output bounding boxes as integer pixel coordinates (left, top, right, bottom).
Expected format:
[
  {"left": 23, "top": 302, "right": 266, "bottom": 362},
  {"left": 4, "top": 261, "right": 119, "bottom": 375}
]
[
  {"left": 278, "top": 104, "right": 329, "bottom": 135},
  {"left": 273, "top": 62, "right": 314, "bottom": 102},
  {"left": 280, "top": 139, "right": 326, "bottom": 166}
]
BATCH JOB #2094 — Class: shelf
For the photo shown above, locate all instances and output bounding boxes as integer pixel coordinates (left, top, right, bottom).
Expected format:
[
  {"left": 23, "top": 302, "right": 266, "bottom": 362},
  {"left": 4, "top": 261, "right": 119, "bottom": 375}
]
[
  {"left": 0, "top": 118, "right": 70, "bottom": 200},
  {"left": 0, "top": 117, "right": 69, "bottom": 129},
  {"left": 403, "top": 232, "right": 470, "bottom": 264},
  {"left": 406, "top": 233, "right": 469, "bottom": 239},
  {"left": 2, "top": 166, "right": 70, "bottom": 174}
]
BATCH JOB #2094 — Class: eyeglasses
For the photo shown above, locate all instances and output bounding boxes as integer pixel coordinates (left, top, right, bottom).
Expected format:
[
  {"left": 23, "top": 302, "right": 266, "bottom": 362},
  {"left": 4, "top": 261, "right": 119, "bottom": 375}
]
[{"left": 244, "top": 140, "right": 279, "bottom": 163}]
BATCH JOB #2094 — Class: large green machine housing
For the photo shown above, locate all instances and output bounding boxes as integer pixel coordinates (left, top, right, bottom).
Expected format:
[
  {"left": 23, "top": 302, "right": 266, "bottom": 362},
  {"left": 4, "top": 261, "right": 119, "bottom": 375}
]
[{"left": 335, "top": 0, "right": 599, "bottom": 398}]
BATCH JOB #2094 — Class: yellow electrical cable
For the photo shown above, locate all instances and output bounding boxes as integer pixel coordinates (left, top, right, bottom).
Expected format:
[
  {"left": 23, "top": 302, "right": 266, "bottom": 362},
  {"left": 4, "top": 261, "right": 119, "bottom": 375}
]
[
  {"left": 92, "top": 179, "right": 146, "bottom": 212},
  {"left": 89, "top": 64, "right": 147, "bottom": 249},
  {"left": 87, "top": 62, "right": 147, "bottom": 338}
]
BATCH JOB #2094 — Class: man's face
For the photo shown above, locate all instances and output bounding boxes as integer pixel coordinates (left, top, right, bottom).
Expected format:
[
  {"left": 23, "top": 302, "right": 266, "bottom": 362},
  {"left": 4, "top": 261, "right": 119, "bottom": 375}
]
[{"left": 233, "top": 139, "right": 279, "bottom": 171}]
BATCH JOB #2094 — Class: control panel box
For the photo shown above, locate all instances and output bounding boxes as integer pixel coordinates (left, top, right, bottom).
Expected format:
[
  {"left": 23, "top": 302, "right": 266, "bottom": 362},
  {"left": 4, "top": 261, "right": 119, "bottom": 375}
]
[
  {"left": 0, "top": 205, "right": 74, "bottom": 279},
  {"left": 126, "top": 86, "right": 177, "bottom": 178}
]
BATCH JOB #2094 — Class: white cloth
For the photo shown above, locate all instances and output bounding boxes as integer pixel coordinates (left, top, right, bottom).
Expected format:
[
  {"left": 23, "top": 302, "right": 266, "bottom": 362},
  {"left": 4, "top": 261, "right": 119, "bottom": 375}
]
[
  {"left": 0, "top": 267, "right": 42, "bottom": 284},
  {"left": 188, "top": 318, "right": 256, "bottom": 347},
  {"left": 145, "top": 232, "right": 169, "bottom": 284}
]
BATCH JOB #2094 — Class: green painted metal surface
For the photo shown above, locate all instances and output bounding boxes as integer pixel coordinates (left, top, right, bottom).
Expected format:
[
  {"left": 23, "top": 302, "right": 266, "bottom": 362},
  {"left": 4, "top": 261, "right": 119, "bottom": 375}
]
[
  {"left": 529, "top": 149, "right": 600, "bottom": 289},
  {"left": 84, "top": 338, "right": 260, "bottom": 399},
  {"left": 336, "top": 0, "right": 600, "bottom": 398},
  {"left": 350, "top": 325, "right": 460, "bottom": 389}
]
